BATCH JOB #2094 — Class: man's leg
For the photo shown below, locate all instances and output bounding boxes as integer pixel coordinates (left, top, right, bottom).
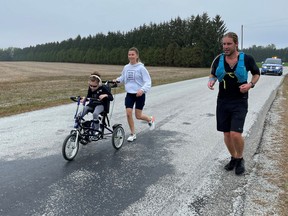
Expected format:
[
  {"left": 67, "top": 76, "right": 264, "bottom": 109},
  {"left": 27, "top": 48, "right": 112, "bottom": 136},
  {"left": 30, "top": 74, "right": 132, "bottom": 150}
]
[
  {"left": 224, "top": 131, "right": 245, "bottom": 157},
  {"left": 230, "top": 131, "right": 244, "bottom": 158},
  {"left": 224, "top": 131, "right": 245, "bottom": 175},
  {"left": 224, "top": 132, "right": 237, "bottom": 171},
  {"left": 230, "top": 131, "right": 245, "bottom": 175},
  {"left": 224, "top": 132, "right": 236, "bottom": 157}
]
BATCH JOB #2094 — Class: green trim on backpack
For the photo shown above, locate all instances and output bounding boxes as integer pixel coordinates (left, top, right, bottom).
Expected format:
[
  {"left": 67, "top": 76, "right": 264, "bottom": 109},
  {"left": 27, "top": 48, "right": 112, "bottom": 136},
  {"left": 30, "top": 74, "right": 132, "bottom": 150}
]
[{"left": 215, "top": 52, "right": 248, "bottom": 83}]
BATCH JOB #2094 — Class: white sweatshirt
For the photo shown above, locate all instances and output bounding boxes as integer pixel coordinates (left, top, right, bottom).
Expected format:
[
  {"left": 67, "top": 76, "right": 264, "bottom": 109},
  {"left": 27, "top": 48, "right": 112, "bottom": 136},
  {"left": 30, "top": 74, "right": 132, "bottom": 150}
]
[{"left": 117, "top": 62, "right": 152, "bottom": 94}]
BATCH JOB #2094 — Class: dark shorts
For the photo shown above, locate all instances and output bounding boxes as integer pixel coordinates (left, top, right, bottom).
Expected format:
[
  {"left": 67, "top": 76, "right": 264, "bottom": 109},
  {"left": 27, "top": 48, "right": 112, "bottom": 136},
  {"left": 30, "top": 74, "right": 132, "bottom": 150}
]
[
  {"left": 216, "top": 98, "right": 248, "bottom": 133},
  {"left": 125, "top": 93, "right": 146, "bottom": 110}
]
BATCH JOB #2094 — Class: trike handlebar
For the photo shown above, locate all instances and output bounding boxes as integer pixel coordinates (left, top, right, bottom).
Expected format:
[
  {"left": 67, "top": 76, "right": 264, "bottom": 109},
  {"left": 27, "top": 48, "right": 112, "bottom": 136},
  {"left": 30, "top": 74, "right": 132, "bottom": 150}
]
[
  {"left": 69, "top": 96, "right": 102, "bottom": 105},
  {"left": 103, "top": 80, "right": 120, "bottom": 88},
  {"left": 70, "top": 96, "right": 81, "bottom": 102},
  {"left": 70, "top": 80, "right": 119, "bottom": 103}
]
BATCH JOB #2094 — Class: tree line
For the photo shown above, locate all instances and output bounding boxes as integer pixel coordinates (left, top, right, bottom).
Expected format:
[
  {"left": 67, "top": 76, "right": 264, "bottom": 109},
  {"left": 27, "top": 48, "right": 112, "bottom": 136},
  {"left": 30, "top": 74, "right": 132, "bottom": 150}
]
[
  {"left": 0, "top": 13, "right": 287, "bottom": 66},
  {"left": 243, "top": 44, "right": 288, "bottom": 62},
  {"left": 0, "top": 13, "right": 226, "bottom": 67}
]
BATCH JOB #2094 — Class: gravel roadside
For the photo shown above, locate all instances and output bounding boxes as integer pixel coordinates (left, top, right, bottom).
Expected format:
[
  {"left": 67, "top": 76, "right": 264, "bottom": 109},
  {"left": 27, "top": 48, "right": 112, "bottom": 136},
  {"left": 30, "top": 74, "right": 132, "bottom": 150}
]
[{"left": 244, "top": 75, "right": 288, "bottom": 215}]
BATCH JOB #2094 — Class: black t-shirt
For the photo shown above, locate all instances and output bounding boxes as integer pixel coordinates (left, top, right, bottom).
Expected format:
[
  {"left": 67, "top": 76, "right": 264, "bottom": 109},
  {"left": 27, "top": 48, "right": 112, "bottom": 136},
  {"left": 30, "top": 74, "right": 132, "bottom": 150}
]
[{"left": 211, "top": 53, "right": 260, "bottom": 100}]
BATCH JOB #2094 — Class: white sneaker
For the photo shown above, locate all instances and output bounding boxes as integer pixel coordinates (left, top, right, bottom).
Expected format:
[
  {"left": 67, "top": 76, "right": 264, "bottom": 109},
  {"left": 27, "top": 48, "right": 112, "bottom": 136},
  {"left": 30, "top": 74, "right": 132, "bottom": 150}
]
[
  {"left": 148, "top": 116, "right": 155, "bottom": 130},
  {"left": 127, "top": 134, "right": 136, "bottom": 142}
]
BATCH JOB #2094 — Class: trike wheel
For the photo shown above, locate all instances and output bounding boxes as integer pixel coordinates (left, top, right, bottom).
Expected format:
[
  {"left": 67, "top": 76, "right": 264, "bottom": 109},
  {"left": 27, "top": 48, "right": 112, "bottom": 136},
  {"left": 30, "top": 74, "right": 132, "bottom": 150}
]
[
  {"left": 112, "top": 125, "right": 125, "bottom": 149},
  {"left": 62, "top": 133, "right": 79, "bottom": 161}
]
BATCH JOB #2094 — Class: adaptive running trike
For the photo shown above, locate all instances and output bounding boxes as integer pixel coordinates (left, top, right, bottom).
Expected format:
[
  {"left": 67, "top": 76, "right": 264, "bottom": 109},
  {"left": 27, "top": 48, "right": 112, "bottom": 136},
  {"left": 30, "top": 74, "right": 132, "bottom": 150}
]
[{"left": 62, "top": 81, "right": 125, "bottom": 161}]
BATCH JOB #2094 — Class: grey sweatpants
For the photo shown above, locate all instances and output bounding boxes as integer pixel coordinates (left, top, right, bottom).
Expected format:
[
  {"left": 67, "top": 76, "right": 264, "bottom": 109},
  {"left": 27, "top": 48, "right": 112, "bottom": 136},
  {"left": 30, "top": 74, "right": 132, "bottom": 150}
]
[{"left": 81, "top": 105, "right": 104, "bottom": 130}]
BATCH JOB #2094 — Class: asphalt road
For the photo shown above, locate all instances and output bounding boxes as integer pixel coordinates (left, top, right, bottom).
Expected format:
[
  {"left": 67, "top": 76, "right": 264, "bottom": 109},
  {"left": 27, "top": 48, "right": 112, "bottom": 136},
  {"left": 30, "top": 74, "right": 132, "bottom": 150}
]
[{"left": 0, "top": 69, "right": 287, "bottom": 216}]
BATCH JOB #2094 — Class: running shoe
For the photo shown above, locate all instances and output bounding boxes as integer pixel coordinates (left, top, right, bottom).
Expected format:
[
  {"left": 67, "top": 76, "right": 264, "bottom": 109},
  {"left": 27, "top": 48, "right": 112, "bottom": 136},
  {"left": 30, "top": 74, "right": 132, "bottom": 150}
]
[
  {"left": 224, "top": 157, "right": 237, "bottom": 171},
  {"left": 148, "top": 116, "right": 155, "bottom": 130},
  {"left": 235, "top": 158, "right": 245, "bottom": 175},
  {"left": 127, "top": 134, "right": 136, "bottom": 142}
]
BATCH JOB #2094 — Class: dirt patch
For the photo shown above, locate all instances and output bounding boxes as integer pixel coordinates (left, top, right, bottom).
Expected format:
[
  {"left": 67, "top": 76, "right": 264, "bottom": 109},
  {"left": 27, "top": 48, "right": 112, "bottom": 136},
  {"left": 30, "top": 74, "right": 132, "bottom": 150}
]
[
  {"left": 244, "top": 75, "right": 288, "bottom": 215},
  {"left": 0, "top": 62, "right": 209, "bottom": 117},
  {"left": 273, "top": 76, "right": 288, "bottom": 214}
]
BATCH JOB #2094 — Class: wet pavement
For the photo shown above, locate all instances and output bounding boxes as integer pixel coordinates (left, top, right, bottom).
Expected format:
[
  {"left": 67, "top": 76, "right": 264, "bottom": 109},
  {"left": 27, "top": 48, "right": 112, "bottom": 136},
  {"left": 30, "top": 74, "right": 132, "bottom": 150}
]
[{"left": 0, "top": 70, "right": 287, "bottom": 215}]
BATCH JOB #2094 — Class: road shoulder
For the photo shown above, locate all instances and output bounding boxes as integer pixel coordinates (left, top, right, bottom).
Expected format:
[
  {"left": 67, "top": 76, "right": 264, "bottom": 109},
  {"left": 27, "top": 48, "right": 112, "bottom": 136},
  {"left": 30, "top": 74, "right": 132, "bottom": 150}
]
[{"left": 244, "top": 74, "right": 288, "bottom": 215}]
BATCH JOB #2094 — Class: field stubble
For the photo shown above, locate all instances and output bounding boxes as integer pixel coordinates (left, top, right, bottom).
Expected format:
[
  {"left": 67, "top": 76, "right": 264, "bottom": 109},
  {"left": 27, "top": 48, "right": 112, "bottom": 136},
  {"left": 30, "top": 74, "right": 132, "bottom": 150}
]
[{"left": 0, "top": 61, "right": 209, "bottom": 117}]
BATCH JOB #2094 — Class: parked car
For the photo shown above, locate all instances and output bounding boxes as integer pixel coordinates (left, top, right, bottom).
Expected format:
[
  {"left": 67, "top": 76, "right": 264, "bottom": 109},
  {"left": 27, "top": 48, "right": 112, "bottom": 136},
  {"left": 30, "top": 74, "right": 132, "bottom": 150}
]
[{"left": 261, "top": 57, "right": 283, "bottom": 76}]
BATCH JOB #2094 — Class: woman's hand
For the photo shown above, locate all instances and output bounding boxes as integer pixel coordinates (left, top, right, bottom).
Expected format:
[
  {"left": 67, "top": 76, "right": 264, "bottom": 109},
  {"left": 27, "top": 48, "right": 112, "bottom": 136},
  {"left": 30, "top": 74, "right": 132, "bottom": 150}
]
[{"left": 136, "top": 89, "right": 144, "bottom": 97}]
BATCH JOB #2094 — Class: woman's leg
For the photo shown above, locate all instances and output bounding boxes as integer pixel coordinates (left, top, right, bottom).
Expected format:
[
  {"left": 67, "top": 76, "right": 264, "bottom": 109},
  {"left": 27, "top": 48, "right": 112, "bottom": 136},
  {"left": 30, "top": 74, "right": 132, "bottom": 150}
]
[
  {"left": 134, "top": 94, "right": 154, "bottom": 129},
  {"left": 126, "top": 108, "right": 135, "bottom": 134},
  {"left": 135, "top": 109, "right": 151, "bottom": 122}
]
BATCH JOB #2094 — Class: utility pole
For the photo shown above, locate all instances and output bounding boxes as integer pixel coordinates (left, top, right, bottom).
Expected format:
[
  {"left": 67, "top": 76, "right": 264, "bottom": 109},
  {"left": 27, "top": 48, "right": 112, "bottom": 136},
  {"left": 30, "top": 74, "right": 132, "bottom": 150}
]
[{"left": 241, "top": 25, "right": 243, "bottom": 50}]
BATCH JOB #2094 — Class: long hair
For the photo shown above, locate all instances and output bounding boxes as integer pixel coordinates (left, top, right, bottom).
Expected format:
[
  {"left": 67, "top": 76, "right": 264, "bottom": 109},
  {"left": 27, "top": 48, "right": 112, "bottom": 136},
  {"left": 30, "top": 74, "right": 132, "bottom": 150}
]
[{"left": 223, "top": 32, "right": 239, "bottom": 51}]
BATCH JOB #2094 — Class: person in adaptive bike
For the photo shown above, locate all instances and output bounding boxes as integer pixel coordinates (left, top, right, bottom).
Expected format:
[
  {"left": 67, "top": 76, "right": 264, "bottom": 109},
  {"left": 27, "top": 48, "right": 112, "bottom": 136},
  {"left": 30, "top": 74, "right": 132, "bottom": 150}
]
[{"left": 75, "top": 72, "right": 113, "bottom": 134}]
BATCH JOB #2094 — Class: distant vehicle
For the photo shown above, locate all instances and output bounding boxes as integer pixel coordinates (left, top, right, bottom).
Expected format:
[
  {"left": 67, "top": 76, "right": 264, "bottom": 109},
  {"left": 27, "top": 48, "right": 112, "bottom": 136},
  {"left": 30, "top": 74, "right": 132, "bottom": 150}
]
[{"left": 261, "top": 57, "right": 283, "bottom": 76}]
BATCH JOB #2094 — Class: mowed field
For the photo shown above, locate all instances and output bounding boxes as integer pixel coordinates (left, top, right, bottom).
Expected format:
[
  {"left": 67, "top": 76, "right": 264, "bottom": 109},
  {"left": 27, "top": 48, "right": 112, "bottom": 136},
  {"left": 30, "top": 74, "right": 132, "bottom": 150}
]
[{"left": 0, "top": 61, "right": 209, "bottom": 117}]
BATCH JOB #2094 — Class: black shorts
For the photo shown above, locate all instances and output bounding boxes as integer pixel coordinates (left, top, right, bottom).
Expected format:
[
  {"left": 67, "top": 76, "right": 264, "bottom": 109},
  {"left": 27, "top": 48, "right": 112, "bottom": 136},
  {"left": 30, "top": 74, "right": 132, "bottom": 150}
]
[
  {"left": 125, "top": 93, "right": 146, "bottom": 110},
  {"left": 216, "top": 98, "right": 248, "bottom": 133}
]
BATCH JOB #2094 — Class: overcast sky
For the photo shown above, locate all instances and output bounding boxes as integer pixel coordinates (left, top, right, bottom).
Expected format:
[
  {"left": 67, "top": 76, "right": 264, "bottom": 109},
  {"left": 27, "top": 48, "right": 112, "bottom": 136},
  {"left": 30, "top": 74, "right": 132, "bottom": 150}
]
[{"left": 1, "top": 0, "right": 287, "bottom": 49}]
